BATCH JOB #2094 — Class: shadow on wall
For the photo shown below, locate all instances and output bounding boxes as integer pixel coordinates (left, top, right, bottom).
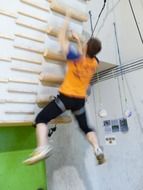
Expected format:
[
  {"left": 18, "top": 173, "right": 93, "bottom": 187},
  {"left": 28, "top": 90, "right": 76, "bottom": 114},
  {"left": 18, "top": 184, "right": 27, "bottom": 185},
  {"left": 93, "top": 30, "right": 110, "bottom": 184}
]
[{"left": 46, "top": 119, "right": 95, "bottom": 190}]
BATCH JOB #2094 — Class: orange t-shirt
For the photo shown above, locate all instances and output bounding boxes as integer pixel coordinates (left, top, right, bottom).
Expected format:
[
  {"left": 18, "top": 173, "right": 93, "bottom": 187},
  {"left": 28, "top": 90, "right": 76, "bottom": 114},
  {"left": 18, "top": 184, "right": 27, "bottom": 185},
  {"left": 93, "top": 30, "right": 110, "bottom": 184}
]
[{"left": 59, "top": 56, "right": 98, "bottom": 98}]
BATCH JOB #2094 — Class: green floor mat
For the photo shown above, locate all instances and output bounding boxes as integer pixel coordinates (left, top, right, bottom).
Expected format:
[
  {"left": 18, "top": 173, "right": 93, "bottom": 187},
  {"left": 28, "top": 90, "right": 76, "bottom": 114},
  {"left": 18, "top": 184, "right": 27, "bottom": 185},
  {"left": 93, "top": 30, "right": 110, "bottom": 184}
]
[{"left": 0, "top": 149, "right": 47, "bottom": 190}]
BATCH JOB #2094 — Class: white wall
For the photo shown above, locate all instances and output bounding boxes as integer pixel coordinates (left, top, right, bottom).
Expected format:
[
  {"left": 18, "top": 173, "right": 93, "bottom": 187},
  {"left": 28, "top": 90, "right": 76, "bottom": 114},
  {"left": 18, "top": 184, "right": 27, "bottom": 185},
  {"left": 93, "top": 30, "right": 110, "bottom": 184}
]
[
  {"left": 0, "top": 0, "right": 49, "bottom": 122},
  {"left": 1, "top": 0, "right": 143, "bottom": 190},
  {"left": 86, "top": 0, "right": 143, "bottom": 189},
  {"left": 113, "top": 0, "right": 143, "bottom": 63},
  {"left": 83, "top": 0, "right": 118, "bottom": 65},
  {"left": 91, "top": 71, "right": 143, "bottom": 190},
  {"left": 0, "top": 0, "right": 86, "bottom": 122}
]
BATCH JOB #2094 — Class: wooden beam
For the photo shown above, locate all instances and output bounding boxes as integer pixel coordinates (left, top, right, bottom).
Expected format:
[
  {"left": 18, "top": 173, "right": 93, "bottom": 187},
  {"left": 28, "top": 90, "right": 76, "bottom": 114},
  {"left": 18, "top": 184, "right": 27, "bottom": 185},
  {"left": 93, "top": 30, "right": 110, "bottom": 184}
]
[
  {"left": 36, "top": 99, "right": 50, "bottom": 108},
  {"left": 0, "top": 78, "right": 8, "bottom": 83},
  {"left": 39, "top": 73, "right": 64, "bottom": 85},
  {"left": 0, "top": 57, "right": 11, "bottom": 62},
  {"left": 6, "top": 99, "right": 35, "bottom": 104},
  {"left": 16, "top": 20, "right": 46, "bottom": 33},
  {"left": 18, "top": 11, "right": 48, "bottom": 23},
  {"left": 46, "top": 26, "right": 84, "bottom": 42},
  {"left": 49, "top": 0, "right": 88, "bottom": 22},
  {"left": 44, "top": 49, "right": 66, "bottom": 63},
  {"left": 8, "top": 88, "right": 38, "bottom": 95},
  {"left": 0, "top": 9, "right": 17, "bottom": 19},
  {"left": 36, "top": 95, "right": 54, "bottom": 108},
  {"left": 11, "top": 67, "right": 41, "bottom": 75},
  {"left": 0, "top": 121, "right": 33, "bottom": 127},
  {"left": 15, "top": 33, "right": 45, "bottom": 43},
  {"left": 1, "top": 99, "right": 36, "bottom": 105},
  {"left": 0, "top": 33, "right": 14, "bottom": 41},
  {"left": 14, "top": 44, "right": 44, "bottom": 54},
  {"left": 0, "top": 116, "right": 72, "bottom": 127},
  {"left": 46, "top": 26, "right": 59, "bottom": 37},
  {"left": 9, "top": 78, "right": 39, "bottom": 85},
  {"left": 21, "top": 0, "right": 49, "bottom": 12},
  {"left": 50, "top": 116, "right": 72, "bottom": 124},
  {"left": 5, "top": 111, "right": 35, "bottom": 115},
  {"left": 12, "top": 56, "right": 42, "bottom": 65}
]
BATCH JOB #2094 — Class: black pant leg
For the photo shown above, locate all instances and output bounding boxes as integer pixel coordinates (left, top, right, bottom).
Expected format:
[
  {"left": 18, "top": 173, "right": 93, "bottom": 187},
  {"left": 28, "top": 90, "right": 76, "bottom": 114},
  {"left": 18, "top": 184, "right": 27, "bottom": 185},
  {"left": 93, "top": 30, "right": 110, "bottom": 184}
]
[{"left": 35, "top": 100, "right": 63, "bottom": 125}]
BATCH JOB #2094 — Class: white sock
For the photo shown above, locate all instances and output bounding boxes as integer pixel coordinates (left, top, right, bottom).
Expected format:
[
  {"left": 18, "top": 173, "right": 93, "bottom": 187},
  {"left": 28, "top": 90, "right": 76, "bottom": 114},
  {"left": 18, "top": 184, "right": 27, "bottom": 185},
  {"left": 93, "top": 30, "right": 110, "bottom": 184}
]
[
  {"left": 94, "top": 147, "right": 103, "bottom": 155},
  {"left": 36, "top": 145, "right": 49, "bottom": 152}
]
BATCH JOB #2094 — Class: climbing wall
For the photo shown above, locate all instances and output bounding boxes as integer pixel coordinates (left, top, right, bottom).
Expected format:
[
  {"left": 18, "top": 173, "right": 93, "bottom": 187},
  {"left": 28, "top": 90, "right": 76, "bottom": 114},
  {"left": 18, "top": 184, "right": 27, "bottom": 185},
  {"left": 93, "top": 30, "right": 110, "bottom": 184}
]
[
  {"left": 0, "top": 0, "right": 49, "bottom": 123},
  {"left": 0, "top": 0, "right": 89, "bottom": 125}
]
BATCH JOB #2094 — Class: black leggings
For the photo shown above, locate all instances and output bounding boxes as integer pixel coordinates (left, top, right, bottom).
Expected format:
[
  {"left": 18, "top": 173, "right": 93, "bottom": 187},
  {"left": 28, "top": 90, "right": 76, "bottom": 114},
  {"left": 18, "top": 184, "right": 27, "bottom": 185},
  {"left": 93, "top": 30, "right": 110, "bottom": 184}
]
[{"left": 35, "top": 93, "right": 93, "bottom": 134}]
